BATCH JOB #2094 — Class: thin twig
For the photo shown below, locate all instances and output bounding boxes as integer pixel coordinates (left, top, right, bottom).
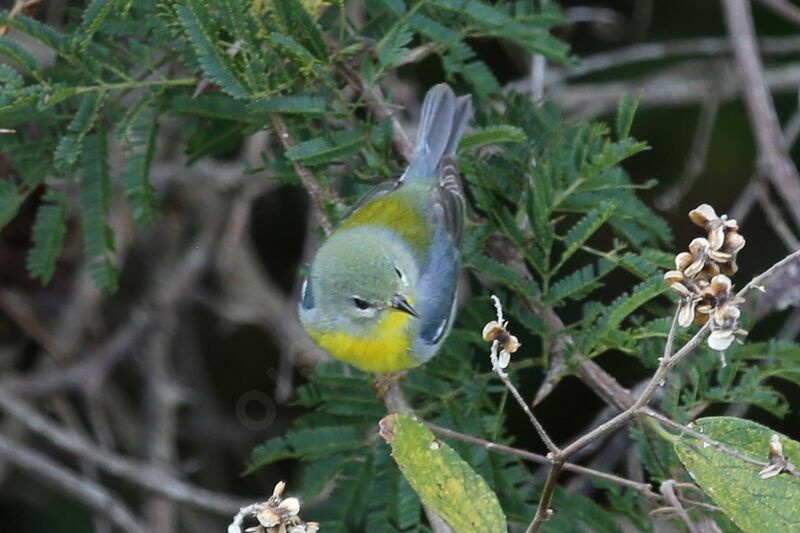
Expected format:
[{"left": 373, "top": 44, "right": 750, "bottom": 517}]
[
  {"left": 757, "top": 184, "right": 800, "bottom": 250},
  {"left": 657, "top": 97, "right": 720, "bottom": 211},
  {"left": 755, "top": 0, "right": 800, "bottom": 26},
  {"left": 659, "top": 480, "right": 700, "bottom": 533},
  {"left": 0, "top": 433, "right": 148, "bottom": 533},
  {"left": 270, "top": 113, "right": 334, "bottom": 234},
  {"left": 738, "top": 248, "right": 800, "bottom": 298},
  {"left": 335, "top": 61, "right": 414, "bottom": 162},
  {"left": 730, "top": 106, "right": 800, "bottom": 222},
  {"left": 722, "top": 0, "right": 800, "bottom": 231},
  {"left": 523, "top": 248, "right": 800, "bottom": 531},
  {"left": 643, "top": 409, "right": 800, "bottom": 477},
  {"left": 227, "top": 503, "right": 261, "bottom": 533},
  {"left": 540, "top": 60, "right": 800, "bottom": 119},
  {"left": 425, "top": 422, "right": 653, "bottom": 494},
  {"left": 550, "top": 35, "right": 800, "bottom": 83},
  {"left": 530, "top": 54, "right": 546, "bottom": 103},
  {"left": 525, "top": 462, "right": 562, "bottom": 533},
  {"left": 489, "top": 296, "right": 559, "bottom": 454},
  {"left": 381, "top": 380, "right": 451, "bottom": 533}
]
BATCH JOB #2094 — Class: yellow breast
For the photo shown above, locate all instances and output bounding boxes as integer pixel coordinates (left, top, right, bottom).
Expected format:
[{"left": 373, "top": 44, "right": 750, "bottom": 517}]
[{"left": 308, "top": 310, "right": 417, "bottom": 374}]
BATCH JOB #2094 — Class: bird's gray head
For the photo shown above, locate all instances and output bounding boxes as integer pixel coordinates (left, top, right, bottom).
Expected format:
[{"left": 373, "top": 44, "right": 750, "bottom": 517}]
[{"left": 299, "top": 228, "right": 419, "bottom": 334}]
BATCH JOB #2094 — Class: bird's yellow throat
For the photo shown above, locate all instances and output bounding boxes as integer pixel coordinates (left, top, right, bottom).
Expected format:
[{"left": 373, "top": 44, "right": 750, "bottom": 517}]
[{"left": 308, "top": 309, "right": 416, "bottom": 374}]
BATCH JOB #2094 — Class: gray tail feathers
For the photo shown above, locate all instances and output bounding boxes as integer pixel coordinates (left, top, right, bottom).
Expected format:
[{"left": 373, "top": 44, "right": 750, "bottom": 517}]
[{"left": 402, "top": 84, "right": 472, "bottom": 183}]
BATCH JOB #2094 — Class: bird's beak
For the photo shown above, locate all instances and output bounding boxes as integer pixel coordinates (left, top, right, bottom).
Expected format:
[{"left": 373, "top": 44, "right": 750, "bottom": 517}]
[{"left": 391, "top": 294, "right": 420, "bottom": 318}]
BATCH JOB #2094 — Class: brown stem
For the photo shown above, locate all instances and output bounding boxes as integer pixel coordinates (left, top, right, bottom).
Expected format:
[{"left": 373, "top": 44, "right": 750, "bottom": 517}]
[
  {"left": 722, "top": 0, "right": 800, "bottom": 231},
  {"left": 381, "top": 380, "right": 451, "bottom": 533},
  {"left": 270, "top": 113, "right": 334, "bottom": 234}
]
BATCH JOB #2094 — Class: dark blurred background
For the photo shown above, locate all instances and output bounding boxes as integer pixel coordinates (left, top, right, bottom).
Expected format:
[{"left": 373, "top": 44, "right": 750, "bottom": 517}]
[{"left": 2, "top": 0, "right": 800, "bottom": 531}]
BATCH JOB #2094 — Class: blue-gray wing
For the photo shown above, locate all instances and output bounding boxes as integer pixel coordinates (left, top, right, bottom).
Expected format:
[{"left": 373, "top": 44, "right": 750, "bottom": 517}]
[{"left": 413, "top": 158, "right": 464, "bottom": 358}]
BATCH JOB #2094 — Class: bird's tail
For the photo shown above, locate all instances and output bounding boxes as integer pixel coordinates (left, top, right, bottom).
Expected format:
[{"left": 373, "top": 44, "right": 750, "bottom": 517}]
[{"left": 402, "top": 84, "right": 472, "bottom": 183}]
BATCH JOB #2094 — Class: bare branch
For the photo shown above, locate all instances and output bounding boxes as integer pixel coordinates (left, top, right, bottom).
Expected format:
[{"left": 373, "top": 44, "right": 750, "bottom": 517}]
[
  {"left": 270, "top": 113, "right": 335, "bottom": 234},
  {"left": 755, "top": 0, "right": 800, "bottom": 26},
  {"left": 489, "top": 296, "right": 559, "bottom": 454},
  {"left": 0, "top": 388, "right": 247, "bottom": 515},
  {"left": 381, "top": 380, "right": 451, "bottom": 533},
  {"left": 659, "top": 480, "right": 700, "bottom": 533},
  {"left": 550, "top": 35, "right": 800, "bottom": 83},
  {"left": 541, "top": 60, "right": 800, "bottom": 119},
  {"left": 657, "top": 97, "right": 720, "bottom": 211},
  {"left": 722, "top": 0, "right": 800, "bottom": 230},
  {"left": 0, "top": 433, "right": 148, "bottom": 533},
  {"left": 425, "top": 422, "right": 654, "bottom": 494}
]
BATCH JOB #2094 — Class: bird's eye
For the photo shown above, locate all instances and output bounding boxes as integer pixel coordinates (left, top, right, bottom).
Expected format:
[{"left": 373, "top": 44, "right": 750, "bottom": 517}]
[
  {"left": 394, "top": 267, "right": 405, "bottom": 282},
  {"left": 352, "top": 297, "right": 371, "bottom": 310}
]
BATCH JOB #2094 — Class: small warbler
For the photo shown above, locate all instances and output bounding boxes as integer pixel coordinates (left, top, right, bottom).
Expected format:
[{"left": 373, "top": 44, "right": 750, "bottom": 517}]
[{"left": 299, "top": 84, "right": 472, "bottom": 373}]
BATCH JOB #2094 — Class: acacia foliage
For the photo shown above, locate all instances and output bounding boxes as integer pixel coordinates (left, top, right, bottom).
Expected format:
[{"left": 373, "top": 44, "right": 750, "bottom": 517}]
[{"left": 2, "top": 1, "right": 800, "bottom": 531}]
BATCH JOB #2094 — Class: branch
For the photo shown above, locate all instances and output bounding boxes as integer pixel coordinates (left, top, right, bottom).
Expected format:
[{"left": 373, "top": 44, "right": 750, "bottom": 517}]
[
  {"left": 659, "top": 480, "right": 700, "bottom": 533},
  {"left": 381, "top": 380, "right": 451, "bottom": 533},
  {"left": 523, "top": 246, "right": 800, "bottom": 531},
  {"left": 656, "top": 96, "right": 720, "bottom": 211},
  {"left": 0, "top": 388, "right": 247, "bottom": 515},
  {"left": 730, "top": 106, "right": 800, "bottom": 222},
  {"left": 549, "top": 35, "right": 800, "bottom": 83},
  {"left": 488, "top": 296, "right": 559, "bottom": 454},
  {"left": 425, "top": 422, "right": 653, "bottom": 494},
  {"left": 643, "top": 409, "right": 800, "bottom": 477},
  {"left": 0, "top": 433, "right": 148, "bottom": 533},
  {"left": 270, "top": 113, "right": 335, "bottom": 233},
  {"left": 542, "top": 60, "right": 800, "bottom": 119},
  {"left": 722, "top": 0, "right": 800, "bottom": 231},
  {"left": 755, "top": 0, "right": 800, "bottom": 26}
]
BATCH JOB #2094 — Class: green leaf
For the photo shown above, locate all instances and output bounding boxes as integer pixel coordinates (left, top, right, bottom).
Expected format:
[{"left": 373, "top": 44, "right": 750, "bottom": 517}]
[
  {"left": 553, "top": 202, "right": 616, "bottom": 273},
  {"left": 248, "top": 95, "right": 326, "bottom": 115},
  {"left": 0, "top": 13, "right": 68, "bottom": 52},
  {"left": 271, "top": 0, "right": 328, "bottom": 60},
  {"left": 79, "top": 134, "right": 117, "bottom": 293},
  {"left": 615, "top": 93, "right": 640, "bottom": 140},
  {"left": 380, "top": 414, "right": 507, "bottom": 533},
  {"left": 54, "top": 91, "right": 106, "bottom": 168},
  {"left": 88, "top": 258, "right": 118, "bottom": 293},
  {"left": 286, "top": 426, "right": 366, "bottom": 460},
  {"left": 26, "top": 195, "right": 68, "bottom": 284},
  {"left": 73, "top": 0, "right": 116, "bottom": 49},
  {"left": 245, "top": 436, "right": 295, "bottom": 473},
  {"left": 546, "top": 264, "right": 603, "bottom": 305},
  {"left": 408, "top": 13, "right": 461, "bottom": 48},
  {"left": 0, "top": 36, "right": 41, "bottom": 73},
  {"left": 285, "top": 129, "right": 365, "bottom": 166},
  {"left": 170, "top": 94, "right": 250, "bottom": 121},
  {"left": 175, "top": 0, "right": 249, "bottom": 99},
  {"left": 600, "top": 276, "right": 669, "bottom": 332},
  {"left": 460, "top": 125, "right": 527, "bottom": 151},
  {"left": 0, "top": 181, "right": 23, "bottom": 229},
  {"left": 675, "top": 416, "right": 800, "bottom": 531},
  {"left": 376, "top": 23, "right": 413, "bottom": 68},
  {"left": 122, "top": 106, "right": 159, "bottom": 225}
]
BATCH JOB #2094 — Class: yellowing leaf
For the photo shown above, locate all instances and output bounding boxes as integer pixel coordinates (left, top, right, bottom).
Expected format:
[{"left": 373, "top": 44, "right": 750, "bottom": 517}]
[
  {"left": 674, "top": 416, "right": 800, "bottom": 531},
  {"left": 379, "top": 414, "right": 507, "bottom": 532}
]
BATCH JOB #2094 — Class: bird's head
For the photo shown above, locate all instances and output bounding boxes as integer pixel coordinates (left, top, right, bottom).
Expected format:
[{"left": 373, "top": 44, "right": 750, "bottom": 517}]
[{"left": 299, "top": 228, "right": 419, "bottom": 335}]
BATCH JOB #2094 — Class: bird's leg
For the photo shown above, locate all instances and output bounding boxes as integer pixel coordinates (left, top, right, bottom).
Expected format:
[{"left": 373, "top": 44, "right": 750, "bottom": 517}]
[{"left": 373, "top": 371, "right": 408, "bottom": 402}]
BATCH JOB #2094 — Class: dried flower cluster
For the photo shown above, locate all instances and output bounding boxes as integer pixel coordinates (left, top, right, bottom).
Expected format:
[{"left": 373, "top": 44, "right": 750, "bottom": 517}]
[
  {"left": 664, "top": 204, "right": 747, "bottom": 352},
  {"left": 242, "top": 482, "right": 319, "bottom": 533},
  {"left": 759, "top": 434, "right": 797, "bottom": 479},
  {"left": 483, "top": 319, "right": 521, "bottom": 369}
]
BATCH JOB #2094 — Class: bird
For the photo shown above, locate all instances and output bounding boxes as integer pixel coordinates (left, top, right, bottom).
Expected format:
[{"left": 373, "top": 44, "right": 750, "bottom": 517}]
[{"left": 298, "top": 83, "right": 471, "bottom": 374}]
